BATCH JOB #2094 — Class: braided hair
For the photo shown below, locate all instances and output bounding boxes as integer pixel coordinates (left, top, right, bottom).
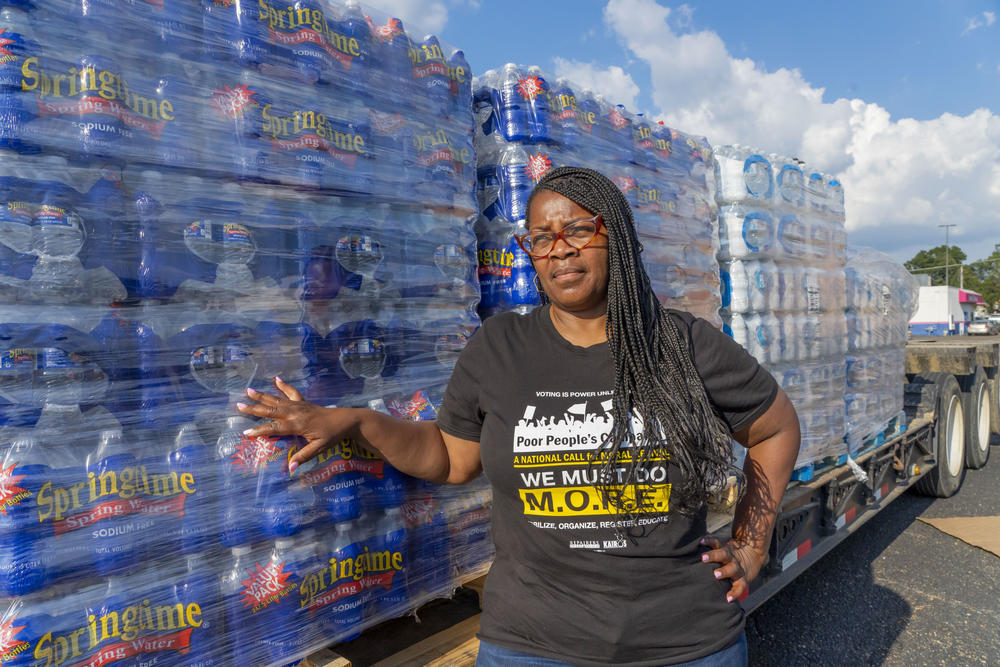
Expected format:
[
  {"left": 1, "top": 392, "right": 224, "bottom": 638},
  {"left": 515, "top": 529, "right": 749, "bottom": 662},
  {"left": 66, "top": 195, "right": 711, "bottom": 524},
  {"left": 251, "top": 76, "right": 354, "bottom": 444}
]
[{"left": 526, "top": 166, "right": 739, "bottom": 517}]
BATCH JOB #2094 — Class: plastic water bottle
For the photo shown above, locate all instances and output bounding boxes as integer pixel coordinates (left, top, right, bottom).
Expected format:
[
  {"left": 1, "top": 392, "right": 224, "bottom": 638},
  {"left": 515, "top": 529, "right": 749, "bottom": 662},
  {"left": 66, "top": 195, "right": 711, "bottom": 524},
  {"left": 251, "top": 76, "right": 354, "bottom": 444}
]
[
  {"left": 448, "top": 49, "right": 472, "bottom": 119},
  {"left": 87, "top": 427, "right": 146, "bottom": 576},
  {"left": 414, "top": 35, "right": 451, "bottom": 115},
  {"left": 259, "top": 535, "right": 317, "bottom": 664},
  {"left": 494, "top": 63, "right": 528, "bottom": 142},
  {"left": 605, "top": 104, "right": 633, "bottom": 164},
  {"left": 259, "top": 471, "right": 319, "bottom": 539},
  {"left": 338, "top": 0, "right": 374, "bottom": 96},
  {"left": 167, "top": 422, "right": 215, "bottom": 554},
  {"left": 321, "top": 520, "right": 365, "bottom": 640},
  {"left": 216, "top": 415, "right": 262, "bottom": 547},
  {"left": 373, "top": 507, "right": 408, "bottom": 617},
  {"left": 0, "top": 7, "right": 41, "bottom": 154},
  {"left": 718, "top": 208, "right": 773, "bottom": 260},
  {"left": 715, "top": 145, "right": 773, "bottom": 204},
  {"left": 524, "top": 65, "right": 550, "bottom": 143},
  {"left": 201, "top": 0, "right": 269, "bottom": 69},
  {"left": 221, "top": 544, "right": 263, "bottom": 666},
  {"left": 370, "top": 17, "right": 413, "bottom": 105},
  {"left": 496, "top": 142, "right": 532, "bottom": 222},
  {"left": 174, "top": 551, "right": 222, "bottom": 666},
  {"left": 363, "top": 457, "right": 407, "bottom": 511},
  {"left": 807, "top": 171, "right": 827, "bottom": 212},
  {"left": 775, "top": 157, "right": 805, "bottom": 208},
  {"left": 408, "top": 501, "right": 451, "bottom": 598},
  {"left": 776, "top": 213, "right": 808, "bottom": 260},
  {"left": 0, "top": 436, "right": 48, "bottom": 595}
]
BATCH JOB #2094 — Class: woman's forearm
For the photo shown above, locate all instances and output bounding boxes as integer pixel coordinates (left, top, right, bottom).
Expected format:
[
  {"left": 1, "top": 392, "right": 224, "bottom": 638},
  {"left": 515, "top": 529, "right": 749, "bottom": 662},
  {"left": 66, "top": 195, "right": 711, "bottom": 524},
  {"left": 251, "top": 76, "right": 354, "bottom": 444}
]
[
  {"left": 732, "top": 426, "right": 800, "bottom": 555},
  {"left": 342, "top": 408, "right": 450, "bottom": 481}
]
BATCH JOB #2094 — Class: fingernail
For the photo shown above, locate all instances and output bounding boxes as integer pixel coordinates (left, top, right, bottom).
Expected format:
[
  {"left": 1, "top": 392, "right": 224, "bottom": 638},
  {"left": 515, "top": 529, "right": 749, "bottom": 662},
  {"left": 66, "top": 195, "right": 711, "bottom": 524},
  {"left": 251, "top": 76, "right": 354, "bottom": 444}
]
[
  {"left": 274, "top": 376, "right": 284, "bottom": 384},
  {"left": 243, "top": 429, "right": 255, "bottom": 436},
  {"left": 714, "top": 571, "right": 722, "bottom": 579},
  {"left": 727, "top": 596, "right": 734, "bottom": 603},
  {"left": 288, "top": 461, "right": 299, "bottom": 476},
  {"left": 699, "top": 538, "right": 706, "bottom": 545},
  {"left": 246, "top": 387, "right": 257, "bottom": 396},
  {"left": 701, "top": 554, "right": 708, "bottom": 562},
  {"left": 236, "top": 402, "right": 248, "bottom": 410}
]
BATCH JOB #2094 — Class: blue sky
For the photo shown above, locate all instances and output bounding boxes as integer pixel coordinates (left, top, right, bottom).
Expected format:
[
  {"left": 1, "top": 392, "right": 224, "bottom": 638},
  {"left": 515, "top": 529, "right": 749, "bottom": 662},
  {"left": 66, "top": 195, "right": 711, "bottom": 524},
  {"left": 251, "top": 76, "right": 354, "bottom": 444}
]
[
  {"left": 440, "top": 1, "right": 1000, "bottom": 123},
  {"left": 381, "top": 0, "right": 1000, "bottom": 264}
]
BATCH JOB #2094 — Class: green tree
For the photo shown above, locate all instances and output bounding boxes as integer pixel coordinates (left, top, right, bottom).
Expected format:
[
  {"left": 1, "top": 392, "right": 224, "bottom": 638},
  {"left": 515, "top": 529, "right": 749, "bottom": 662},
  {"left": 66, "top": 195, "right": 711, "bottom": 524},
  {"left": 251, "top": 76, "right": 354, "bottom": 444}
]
[
  {"left": 905, "top": 245, "right": 968, "bottom": 287},
  {"left": 965, "top": 243, "right": 1000, "bottom": 312}
]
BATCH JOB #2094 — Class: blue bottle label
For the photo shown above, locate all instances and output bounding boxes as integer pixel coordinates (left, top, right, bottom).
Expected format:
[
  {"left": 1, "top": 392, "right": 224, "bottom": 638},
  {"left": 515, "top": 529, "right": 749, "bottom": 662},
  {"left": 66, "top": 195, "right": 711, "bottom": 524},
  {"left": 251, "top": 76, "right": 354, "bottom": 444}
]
[
  {"left": 262, "top": 103, "right": 366, "bottom": 168},
  {"left": 383, "top": 390, "right": 436, "bottom": 421},
  {"left": 0, "top": 347, "right": 34, "bottom": 370},
  {"left": 514, "top": 74, "right": 546, "bottom": 102},
  {"left": 259, "top": 0, "right": 357, "bottom": 69},
  {"left": 211, "top": 83, "right": 260, "bottom": 120},
  {"left": 240, "top": 558, "right": 297, "bottom": 614},
  {"left": 184, "top": 221, "right": 208, "bottom": 239},
  {"left": 2, "top": 201, "right": 32, "bottom": 225},
  {"left": 33, "top": 205, "right": 71, "bottom": 227},
  {"left": 409, "top": 41, "right": 448, "bottom": 82},
  {"left": 223, "top": 222, "right": 253, "bottom": 246},
  {"left": 37, "top": 348, "right": 80, "bottom": 369}
]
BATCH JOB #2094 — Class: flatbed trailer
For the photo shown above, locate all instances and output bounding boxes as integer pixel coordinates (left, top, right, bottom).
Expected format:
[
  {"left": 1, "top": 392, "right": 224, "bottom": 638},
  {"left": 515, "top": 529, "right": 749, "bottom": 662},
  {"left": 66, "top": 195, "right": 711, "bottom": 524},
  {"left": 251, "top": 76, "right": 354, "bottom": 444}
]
[{"left": 733, "top": 335, "right": 1000, "bottom": 612}]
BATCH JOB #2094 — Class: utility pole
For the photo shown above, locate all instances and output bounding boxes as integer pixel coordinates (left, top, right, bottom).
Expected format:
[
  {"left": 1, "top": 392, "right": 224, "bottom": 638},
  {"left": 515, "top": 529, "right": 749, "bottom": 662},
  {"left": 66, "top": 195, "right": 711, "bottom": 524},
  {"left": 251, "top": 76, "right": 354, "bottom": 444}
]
[{"left": 939, "top": 223, "right": 957, "bottom": 286}]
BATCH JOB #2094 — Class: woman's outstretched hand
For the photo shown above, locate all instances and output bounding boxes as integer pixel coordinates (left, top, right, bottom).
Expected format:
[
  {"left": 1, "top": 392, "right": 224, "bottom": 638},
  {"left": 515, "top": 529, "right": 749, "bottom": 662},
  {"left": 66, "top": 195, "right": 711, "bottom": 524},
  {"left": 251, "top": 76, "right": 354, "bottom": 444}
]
[
  {"left": 700, "top": 536, "right": 768, "bottom": 603},
  {"left": 236, "top": 377, "right": 357, "bottom": 474}
]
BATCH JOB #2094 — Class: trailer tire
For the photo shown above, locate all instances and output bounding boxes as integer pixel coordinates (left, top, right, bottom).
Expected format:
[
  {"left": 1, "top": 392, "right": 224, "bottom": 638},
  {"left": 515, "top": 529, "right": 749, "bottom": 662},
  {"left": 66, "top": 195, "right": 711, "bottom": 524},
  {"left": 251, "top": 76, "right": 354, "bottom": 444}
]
[
  {"left": 991, "top": 370, "right": 1000, "bottom": 436},
  {"left": 960, "top": 367, "right": 991, "bottom": 469},
  {"left": 913, "top": 373, "right": 966, "bottom": 498}
]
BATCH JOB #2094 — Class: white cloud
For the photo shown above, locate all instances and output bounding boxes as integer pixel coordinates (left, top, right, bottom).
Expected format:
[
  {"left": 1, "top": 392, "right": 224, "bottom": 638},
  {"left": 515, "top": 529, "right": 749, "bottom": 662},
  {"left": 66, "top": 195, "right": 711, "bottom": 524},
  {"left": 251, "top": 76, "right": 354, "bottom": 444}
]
[
  {"left": 366, "top": 0, "right": 478, "bottom": 36},
  {"left": 962, "top": 10, "right": 996, "bottom": 35},
  {"left": 584, "top": 0, "right": 1000, "bottom": 262},
  {"left": 552, "top": 58, "right": 640, "bottom": 109}
]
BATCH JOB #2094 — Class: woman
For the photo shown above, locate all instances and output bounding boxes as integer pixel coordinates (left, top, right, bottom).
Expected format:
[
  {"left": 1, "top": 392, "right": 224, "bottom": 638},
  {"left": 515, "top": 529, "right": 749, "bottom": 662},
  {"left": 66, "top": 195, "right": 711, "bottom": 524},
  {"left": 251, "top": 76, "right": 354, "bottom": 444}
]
[{"left": 239, "top": 166, "right": 801, "bottom": 666}]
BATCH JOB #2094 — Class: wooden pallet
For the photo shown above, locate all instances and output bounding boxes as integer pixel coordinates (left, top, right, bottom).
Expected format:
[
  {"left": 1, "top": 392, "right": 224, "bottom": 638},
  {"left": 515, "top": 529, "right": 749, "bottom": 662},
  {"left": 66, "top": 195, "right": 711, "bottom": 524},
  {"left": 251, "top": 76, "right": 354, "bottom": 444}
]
[{"left": 300, "top": 575, "right": 487, "bottom": 667}]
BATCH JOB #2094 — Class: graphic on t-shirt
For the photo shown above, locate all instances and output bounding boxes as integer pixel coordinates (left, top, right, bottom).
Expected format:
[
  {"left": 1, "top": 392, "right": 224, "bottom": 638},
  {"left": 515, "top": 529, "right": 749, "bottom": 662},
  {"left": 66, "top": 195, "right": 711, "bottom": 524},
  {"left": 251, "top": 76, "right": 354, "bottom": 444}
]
[{"left": 512, "top": 390, "right": 671, "bottom": 550}]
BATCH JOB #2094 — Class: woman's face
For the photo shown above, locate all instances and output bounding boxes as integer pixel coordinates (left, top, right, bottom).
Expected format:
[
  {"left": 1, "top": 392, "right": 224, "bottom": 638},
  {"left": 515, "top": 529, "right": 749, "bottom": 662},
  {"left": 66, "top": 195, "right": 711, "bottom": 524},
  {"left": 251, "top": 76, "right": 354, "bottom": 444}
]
[{"left": 527, "top": 190, "right": 609, "bottom": 316}]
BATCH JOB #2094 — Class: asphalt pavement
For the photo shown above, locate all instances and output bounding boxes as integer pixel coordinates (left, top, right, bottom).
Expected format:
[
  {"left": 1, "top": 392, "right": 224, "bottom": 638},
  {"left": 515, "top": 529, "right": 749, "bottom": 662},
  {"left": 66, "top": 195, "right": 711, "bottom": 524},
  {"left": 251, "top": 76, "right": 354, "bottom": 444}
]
[{"left": 746, "top": 436, "right": 1000, "bottom": 666}]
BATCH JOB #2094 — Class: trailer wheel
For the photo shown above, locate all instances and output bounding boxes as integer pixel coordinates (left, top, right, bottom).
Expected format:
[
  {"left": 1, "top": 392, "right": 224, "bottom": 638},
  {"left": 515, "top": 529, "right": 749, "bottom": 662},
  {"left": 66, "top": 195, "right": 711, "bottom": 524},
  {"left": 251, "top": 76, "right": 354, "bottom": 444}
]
[
  {"left": 991, "top": 370, "right": 1000, "bottom": 436},
  {"left": 960, "top": 367, "right": 991, "bottom": 469},
  {"left": 914, "top": 373, "right": 967, "bottom": 498}
]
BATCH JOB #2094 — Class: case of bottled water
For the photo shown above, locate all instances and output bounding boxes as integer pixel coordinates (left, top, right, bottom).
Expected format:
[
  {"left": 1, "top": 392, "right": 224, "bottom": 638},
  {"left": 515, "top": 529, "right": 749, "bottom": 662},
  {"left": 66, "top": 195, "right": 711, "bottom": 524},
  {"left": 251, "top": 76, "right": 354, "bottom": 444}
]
[
  {"left": 471, "top": 65, "right": 722, "bottom": 324},
  {"left": 716, "top": 146, "right": 848, "bottom": 468},
  {"left": 0, "top": 3, "right": 492, "bottom": 665},
  {"left": 844, "top": 246, "right": 919, "bottom": 451}
]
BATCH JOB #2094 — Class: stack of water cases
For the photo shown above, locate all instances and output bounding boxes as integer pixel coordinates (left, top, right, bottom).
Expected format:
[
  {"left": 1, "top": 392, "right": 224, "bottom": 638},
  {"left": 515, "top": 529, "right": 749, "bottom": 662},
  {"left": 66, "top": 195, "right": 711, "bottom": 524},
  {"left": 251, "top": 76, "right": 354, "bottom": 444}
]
[
  {"left": 715, "top": 146, "right": 848, "bottom": 471},
  {"left": 844, "top": 246, "right": 919, "bottom": 453},
  {"left": 0, "top": 2, "right": 492, "bottom": 665},
  {"left": 471, "top": 64, "right": 721, "bottom": 323}
]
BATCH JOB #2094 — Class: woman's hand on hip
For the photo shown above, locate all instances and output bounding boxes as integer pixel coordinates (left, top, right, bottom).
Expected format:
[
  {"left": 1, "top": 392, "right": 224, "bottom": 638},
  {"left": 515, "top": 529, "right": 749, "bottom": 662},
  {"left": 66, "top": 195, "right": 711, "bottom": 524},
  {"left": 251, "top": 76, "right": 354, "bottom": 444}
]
[
  {"left": 700, "top": 536, "right": 768, "bottom": 603},
  {"left": 236, "top": 377, "right": 355, "bottom": 471}
]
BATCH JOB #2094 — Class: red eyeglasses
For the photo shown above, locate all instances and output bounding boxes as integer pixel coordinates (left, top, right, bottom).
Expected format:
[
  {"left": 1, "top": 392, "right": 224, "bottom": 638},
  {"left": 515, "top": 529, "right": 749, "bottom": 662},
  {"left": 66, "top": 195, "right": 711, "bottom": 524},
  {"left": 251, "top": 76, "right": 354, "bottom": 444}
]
[{"left": 514, "top": 215, "right": 604, "bottom": 259}]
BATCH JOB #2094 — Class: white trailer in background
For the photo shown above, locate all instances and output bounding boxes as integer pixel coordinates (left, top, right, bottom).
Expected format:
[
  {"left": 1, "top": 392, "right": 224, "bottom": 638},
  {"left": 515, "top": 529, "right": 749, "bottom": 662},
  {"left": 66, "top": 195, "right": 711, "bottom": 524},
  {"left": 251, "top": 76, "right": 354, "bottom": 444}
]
[{"left": 909, "top": 286, "right": 983, "bottom": 336}]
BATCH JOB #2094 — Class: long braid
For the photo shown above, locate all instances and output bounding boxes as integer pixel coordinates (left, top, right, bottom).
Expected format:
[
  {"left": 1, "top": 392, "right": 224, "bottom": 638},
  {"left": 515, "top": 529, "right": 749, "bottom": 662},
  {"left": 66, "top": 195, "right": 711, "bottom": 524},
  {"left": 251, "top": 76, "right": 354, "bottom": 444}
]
[{"left": 527, "top": 166, "right": 740, "bottom": 517}]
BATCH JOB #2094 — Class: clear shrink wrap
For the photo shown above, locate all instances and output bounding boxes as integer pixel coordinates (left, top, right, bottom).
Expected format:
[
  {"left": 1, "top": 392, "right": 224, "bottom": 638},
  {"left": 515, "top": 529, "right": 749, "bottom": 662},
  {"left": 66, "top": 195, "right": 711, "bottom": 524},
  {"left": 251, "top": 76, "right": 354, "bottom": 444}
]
[
  {"left": 471, "top": 65, "right": 721, "bottom": 324},
  {"left": 716, "top": 146, "right": 848, "bottom": 468},
  {"left": 0, "top": 2, "right": 491, "bottom": 665},
  {"left": 843, "top": 246, "right": 919, "bottom": 450}
]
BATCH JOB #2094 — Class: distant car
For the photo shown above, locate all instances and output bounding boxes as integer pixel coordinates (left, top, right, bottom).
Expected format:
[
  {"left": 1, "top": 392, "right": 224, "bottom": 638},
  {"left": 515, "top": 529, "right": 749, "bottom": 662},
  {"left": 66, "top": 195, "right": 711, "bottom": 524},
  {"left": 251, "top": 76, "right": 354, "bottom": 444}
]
[{"left": 968, "top": 319, "right": 997, "bottom": 335}]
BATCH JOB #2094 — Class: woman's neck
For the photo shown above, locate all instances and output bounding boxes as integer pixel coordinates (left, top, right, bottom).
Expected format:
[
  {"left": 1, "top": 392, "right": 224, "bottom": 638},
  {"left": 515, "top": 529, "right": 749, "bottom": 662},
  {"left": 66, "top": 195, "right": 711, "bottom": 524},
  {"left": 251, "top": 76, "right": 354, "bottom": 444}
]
[{"left": 548, "top": 303, "right": 608, "bottom": 347}]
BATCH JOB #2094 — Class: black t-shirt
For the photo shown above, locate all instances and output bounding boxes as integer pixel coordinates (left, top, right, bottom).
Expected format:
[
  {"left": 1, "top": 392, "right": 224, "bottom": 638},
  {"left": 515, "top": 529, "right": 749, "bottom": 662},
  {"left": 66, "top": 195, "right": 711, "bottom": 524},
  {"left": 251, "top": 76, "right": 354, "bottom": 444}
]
[{"left": 437, "top": 304, "right": 778, "bottom": 666}]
